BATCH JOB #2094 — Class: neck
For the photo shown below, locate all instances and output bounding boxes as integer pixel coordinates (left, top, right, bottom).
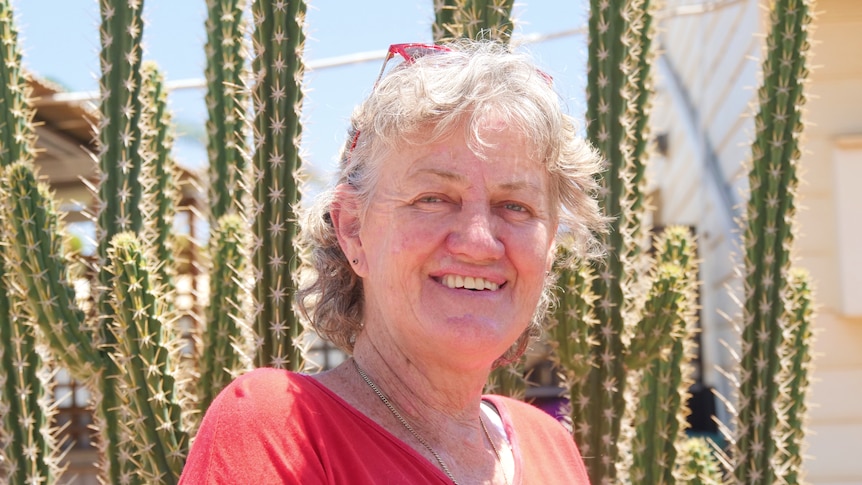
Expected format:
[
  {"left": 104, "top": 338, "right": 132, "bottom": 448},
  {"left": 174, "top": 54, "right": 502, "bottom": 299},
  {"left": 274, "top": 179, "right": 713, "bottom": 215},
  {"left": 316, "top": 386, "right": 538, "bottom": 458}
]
[
  {"left": 313, "top": 336, "right": 510, "bottom": 484},
  {"left": 351, "top": 335, "right": 490, "bottom": 424}
]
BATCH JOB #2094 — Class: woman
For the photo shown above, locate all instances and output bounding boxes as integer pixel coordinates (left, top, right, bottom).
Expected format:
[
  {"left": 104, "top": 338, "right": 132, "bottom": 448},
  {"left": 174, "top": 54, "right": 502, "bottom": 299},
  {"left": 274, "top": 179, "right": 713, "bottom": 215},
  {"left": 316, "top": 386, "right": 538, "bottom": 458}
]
[{"left": 180, "top": 40, "right": 604, "bottom": 484}]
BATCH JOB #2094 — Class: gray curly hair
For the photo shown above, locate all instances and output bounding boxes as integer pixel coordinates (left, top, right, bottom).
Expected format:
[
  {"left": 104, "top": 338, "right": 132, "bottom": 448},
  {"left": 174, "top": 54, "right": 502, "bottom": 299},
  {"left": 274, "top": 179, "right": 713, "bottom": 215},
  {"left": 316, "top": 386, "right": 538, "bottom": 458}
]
[{"left": 297, "top": 40, "right": 605, "bottom": 365}]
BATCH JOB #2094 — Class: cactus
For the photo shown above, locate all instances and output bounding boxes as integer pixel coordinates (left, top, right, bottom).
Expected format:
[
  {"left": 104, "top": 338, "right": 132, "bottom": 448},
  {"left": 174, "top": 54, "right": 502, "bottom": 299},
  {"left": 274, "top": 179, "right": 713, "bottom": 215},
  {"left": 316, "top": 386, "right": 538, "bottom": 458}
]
[
  {"left": 106, "top": 232, "right": 188, "bottom": 482},
  {"left": 248, "top": 0, "right": 308, "bottom": 370},
  {"left": 733, "top": 1, "right": 814, "bottom": 483},
  {"left": 0, "top": 8, "right": 73, "bottom": 483},
  {"left": 140, "top": 61, "right": 180, "bottom": 297},
  {"left": 0, "top": 6, "right": 61, "bottom": 481},
  {"left": 630, "top": 227, "right": 699, "bottom": 484},
  {"left": 432, "top": 0, "right": 515, "bottom": 44},
  {"left": 554, "top": 0, "right": 678, "bottom": 482}
]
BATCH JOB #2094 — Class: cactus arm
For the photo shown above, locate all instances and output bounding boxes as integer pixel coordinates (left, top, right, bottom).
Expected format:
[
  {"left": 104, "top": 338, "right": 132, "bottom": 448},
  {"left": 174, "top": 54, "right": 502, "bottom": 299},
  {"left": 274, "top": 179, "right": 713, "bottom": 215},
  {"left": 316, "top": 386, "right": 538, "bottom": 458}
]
[
  {"left": 0, "top": 3, "right": 74, "bottom": 480},
  {"left": 734, "top": 1, "right": 812, "bottom": 482},
  {"left": 625, "top": 263, "right": 686, "bottom": 370},
  {"left": 107, "top": 232, "right": 188, "bottom": 483},
  {"left": 630, "top": 227, "right": 699, "bottom": 484},
  {"left": 206, "top": 0, "right": 248, "bottom": 221},
  {"left": 2, "top": 163, "right": 100, "bottom": 378},
  {"left": 199, "top": 214, "right": 253, "bottom": 413},
  {"left": 780, "top": 268, "right": 814, "bottom": 484},
  {"left": 250, "top": 0, "right": 307, "bottom": 370},
  {"left": 550, "top": 259, "right": 598, "bottom": 387},
  {"left": 140, "top": 61, "right": 179, "bottom": 295}
]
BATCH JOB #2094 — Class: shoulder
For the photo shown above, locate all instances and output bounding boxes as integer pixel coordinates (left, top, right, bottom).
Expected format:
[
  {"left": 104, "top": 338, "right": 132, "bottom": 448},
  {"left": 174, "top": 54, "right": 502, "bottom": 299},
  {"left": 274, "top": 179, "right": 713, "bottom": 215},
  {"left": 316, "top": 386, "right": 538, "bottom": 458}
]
[
  {"left": 209, "top": 368, "right": 313, "bottom": 418},
  {"left": 180, "top": 369, "right": 333, "bottom": 484}
]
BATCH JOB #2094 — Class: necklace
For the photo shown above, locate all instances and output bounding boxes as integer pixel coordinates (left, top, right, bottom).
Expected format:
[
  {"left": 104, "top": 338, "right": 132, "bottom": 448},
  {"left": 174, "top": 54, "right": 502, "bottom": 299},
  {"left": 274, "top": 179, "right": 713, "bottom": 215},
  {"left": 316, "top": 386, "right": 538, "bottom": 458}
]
[{"left": 352, "top": 359, "right": 510, "bottom": 485}]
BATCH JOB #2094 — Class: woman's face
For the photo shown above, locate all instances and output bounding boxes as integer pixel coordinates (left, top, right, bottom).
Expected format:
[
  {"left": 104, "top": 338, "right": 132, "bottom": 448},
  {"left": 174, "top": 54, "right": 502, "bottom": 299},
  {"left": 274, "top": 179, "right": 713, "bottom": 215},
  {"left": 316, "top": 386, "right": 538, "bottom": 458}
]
[{"left": 347, "top": 125, "right": 557, "bottom": 368}]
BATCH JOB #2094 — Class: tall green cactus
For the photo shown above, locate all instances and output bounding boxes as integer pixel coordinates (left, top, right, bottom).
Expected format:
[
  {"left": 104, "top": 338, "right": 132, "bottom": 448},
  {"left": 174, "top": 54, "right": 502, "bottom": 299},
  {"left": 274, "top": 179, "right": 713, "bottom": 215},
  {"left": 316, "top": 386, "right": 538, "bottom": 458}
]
[
  {"left": 92, "top": 1, "right": 149, "bottom": 480},
  {"left": 559, "top": 0, "right": 679, "bottom": 482},
  {"left": 249, "top": 0, "right": 307, "bottom": 370},
  {"left": 733, "top": 0, "right": 814, "bottom": 483}
]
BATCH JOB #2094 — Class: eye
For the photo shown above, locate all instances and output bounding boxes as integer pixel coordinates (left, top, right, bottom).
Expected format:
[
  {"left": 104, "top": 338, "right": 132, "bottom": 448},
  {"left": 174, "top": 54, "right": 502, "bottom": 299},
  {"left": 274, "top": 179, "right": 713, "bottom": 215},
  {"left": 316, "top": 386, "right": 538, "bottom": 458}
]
[
  {"left": 504, "top": 202, "right": 528, "bottom": 213},
  {"left": 411, "top": 194, "right": 452, "bottom": 208}
]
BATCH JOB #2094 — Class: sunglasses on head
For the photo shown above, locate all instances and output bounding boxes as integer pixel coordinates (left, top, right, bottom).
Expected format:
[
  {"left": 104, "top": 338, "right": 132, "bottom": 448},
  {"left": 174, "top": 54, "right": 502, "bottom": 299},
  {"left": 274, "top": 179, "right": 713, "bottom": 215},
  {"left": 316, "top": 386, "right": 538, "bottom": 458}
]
[{"left": 347, "top": 43, "right": 553, "bottom": 161}]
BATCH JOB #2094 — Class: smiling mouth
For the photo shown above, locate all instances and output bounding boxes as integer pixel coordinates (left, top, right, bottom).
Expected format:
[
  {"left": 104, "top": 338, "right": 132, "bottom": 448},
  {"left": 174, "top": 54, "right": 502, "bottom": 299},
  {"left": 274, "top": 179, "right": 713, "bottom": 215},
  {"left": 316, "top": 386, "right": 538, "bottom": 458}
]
[{"left": 439, "top": 274, "right": 502, "bottom": 291}]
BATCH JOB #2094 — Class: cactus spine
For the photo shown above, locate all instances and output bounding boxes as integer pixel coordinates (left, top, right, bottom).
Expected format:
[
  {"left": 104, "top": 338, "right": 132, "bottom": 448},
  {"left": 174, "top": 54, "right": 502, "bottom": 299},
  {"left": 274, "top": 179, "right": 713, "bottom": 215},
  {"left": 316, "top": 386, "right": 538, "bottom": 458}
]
[
  {"left": 249, "top": 0, "right": 308, "bottom": 369},
  {"left": 733, "top": 1, "right": 814, "bottom": 483}
]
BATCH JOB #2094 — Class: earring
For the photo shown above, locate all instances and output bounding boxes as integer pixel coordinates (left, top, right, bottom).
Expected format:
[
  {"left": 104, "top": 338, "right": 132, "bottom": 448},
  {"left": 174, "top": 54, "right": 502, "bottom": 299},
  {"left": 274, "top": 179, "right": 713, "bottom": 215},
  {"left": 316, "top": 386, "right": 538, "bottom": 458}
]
[{"left": 352, "top": 259, "right": 358, "bottom": 265}]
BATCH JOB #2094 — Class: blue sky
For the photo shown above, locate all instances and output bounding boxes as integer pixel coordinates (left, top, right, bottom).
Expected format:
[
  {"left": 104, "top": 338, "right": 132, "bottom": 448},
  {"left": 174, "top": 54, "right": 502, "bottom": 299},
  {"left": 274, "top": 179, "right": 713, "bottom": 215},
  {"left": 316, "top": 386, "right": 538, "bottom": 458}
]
[{"left": 14, "top": 0, "right": 588, "bottom": 185}]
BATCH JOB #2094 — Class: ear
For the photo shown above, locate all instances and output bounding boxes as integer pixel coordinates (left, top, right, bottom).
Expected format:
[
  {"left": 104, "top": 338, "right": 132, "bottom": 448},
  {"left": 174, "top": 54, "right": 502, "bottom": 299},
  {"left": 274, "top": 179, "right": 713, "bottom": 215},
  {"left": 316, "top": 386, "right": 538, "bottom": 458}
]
[{"left": 330, "top": 183, "right": 367, "bottom": 276}]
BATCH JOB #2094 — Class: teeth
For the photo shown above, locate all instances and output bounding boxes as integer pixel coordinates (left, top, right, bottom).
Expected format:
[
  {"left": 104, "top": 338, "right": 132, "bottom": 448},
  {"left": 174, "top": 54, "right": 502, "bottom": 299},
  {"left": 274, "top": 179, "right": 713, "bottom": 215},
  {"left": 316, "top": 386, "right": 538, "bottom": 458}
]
[{"left": 442, "top": 274, "right": 500, "bottom": 291}]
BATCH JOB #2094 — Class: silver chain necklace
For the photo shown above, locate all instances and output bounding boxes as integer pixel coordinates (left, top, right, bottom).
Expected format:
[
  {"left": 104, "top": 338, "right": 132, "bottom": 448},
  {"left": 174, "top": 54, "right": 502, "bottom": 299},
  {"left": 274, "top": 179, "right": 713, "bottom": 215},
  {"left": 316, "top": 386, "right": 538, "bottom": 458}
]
[{"left": 352, "top": 359, "right": 510, "bottom": 485}]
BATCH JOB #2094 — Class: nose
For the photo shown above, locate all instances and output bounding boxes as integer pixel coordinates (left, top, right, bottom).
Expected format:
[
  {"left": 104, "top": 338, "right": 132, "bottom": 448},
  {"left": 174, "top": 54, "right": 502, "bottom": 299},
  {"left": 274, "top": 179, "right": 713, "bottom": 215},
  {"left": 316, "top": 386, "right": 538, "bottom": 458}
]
[{"left": 445, "top": 203, "right": 505, "bottom": 262}]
